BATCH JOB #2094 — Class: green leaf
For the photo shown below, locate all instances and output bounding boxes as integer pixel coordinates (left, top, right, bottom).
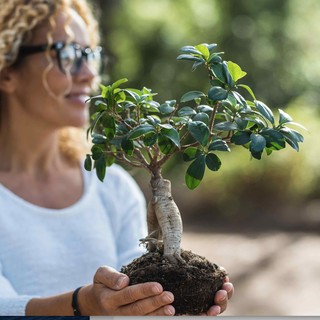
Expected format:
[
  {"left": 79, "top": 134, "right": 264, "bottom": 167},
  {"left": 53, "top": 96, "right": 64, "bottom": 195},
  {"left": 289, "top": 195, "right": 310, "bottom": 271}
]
[
  {"left": 205, "top": 153, "right": 222, "bottom": 171},
  {"left": 208, "top": 139, "right": 230, "bottom": 152},
  {"left": 92, "top": 133, "right": 107, "bottom": 144},
  {"left": 280, "top": 127, "right": 304, "bottom": 151},
  {"left": 146, "top": 115, "right": 161, "bottom": 125},
  {"left": 238, "top": 84, "right": 256, "bottom": 100},
  {"left": 234, "top": 117, "right": 250, "bottom": 130},
  {"left": 177, "top": 54, "right": 204, "bottom": 62},
  {"left": 185, "top": 155, "right": 206, "bottom": 190},
  {"left": 160, "top": 126, "right": 180, "bottom": 148},
  {"left": 121, "top": 137, "right": 134, "bottom": 155},
  {"left": 180, "top": 91, "right": 205, "bottom": 103},
  {"left": 243, "top": 116, "right": 267, "bottom": 129},
  {"left": 94, "top": 100, "right": 108, "bottom": 112},
  {"left": 100, "top": 84, "right": 110, "bottom": 99},
  {"left": 250, "top": 133, "right": 266, "bottom": 152},
  {"left": 195, "top": 44, "right": 210, "bottom": 60},
  {"left": 278, "top": 109, "right": 293, "bottom": 125},
  {"left": 95, "top": 155, "right": 106, "bottom": 182},
  {"left": 127, "top": 124, "right": 156, "bottom": 140},
  {"left": 261, "top": 128, "right": 285, "bottom": 150},
  {"left": 222, "top": 62, "right": 234, "bottom": 88},
  {"left": 208, "top": 54, "right": 222, "bottom": 64},
  {"left": 159, "top": 102, "right": 175, "bottom": 114},
  {"left": 221, "top": 94, "right": 238, "bottom": 113},
  {"left": 84, "top": 154, "right": 92, "bottom": 171},
  {"left": 91, "top": 145, "right": 104, "bottom": 160},
  {"left": 197, "top": 105, "right": 213, "bottom": 113},
  {"left": 193, "top": 112, "right": 210, "bottom": 125},
  {"left": 170, "top": 116, "right": 190, "bottom": 125},
  {"left": 124, "top": 89, "right": 141, "bottom": 103},
  {"left": 231, "top": 91, "right": 247, "bottom": 107},
  {"left": 254, "top": 100, "right": 275, "bottom": 125},
  {"left": 102, "top": 115, "right": 116, "bottom": 139},
  {"left": 251, "top": 150, "right": 263, "bottom": 160},
  {"left": 158, "top": 135, "right": 176, "bottom": 155},
  {"left": 143, "top": 132, "right": 158, "bottom": 147},
  {"left": 179, "top": 45, "right": 202, "bottom": 55},
  {"left": 211, "top": 63, "right": 226, "bottom": 83},
  {"left": 208, "top": 86, "right": 228, "bottom": 101},
  {"left": 281, "top": 127, "right": 304, "bottom": 143},
  {"left": 230, "top": 131, "right": 251, "bottom": 145},
  {"left": 227, "top": 61, "right": 247, "bottom": 82},
  {"left": 183, "top": 147, "right": 202, "bottom": 161},
  {"left": 214, "top": 121, "right": 238, "bottom": 131},
  {"left": 188, "top": 121, "right": 210, "bottom": 145},
  {"left": 178, "top": 106, "right": 197, "bottom": 117},
  {"left": 111, "top": 78, "right": 128, "bottom": 91}
]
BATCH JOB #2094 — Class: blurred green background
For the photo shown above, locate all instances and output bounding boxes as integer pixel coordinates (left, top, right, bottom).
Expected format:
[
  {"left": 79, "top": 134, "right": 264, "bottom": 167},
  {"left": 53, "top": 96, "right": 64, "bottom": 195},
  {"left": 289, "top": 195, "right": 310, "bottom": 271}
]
[{"left": 89, "top": 0, "right": 320, "bottom": 232}]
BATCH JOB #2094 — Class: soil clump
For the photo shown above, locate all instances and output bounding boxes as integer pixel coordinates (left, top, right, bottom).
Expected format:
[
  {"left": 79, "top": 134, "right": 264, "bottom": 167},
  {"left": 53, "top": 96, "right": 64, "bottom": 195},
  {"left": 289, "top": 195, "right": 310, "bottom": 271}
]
[{"left": 121, "top": 247, "right": 226, "bottom": 315}]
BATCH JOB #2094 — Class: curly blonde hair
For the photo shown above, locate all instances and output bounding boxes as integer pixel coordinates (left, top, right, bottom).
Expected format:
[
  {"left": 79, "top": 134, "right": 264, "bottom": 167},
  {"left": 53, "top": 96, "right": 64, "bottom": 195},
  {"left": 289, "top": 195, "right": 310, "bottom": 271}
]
[{"left": 0, "top": 0, "right": 100, "bottom": 163}]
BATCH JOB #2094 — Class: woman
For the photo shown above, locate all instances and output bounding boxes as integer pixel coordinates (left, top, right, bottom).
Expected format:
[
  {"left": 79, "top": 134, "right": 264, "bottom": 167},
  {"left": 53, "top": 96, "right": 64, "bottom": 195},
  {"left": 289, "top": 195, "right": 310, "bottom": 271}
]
[{"left": 0, "top": 0, "right": 233, "bottom": 316}]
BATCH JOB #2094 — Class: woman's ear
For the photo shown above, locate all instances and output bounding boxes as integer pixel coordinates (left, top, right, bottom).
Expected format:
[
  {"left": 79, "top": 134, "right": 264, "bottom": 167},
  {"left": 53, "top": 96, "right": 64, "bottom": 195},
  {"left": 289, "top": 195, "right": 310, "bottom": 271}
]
[{"left": 0, "top": 67, "right": 17, "bottom": 93}]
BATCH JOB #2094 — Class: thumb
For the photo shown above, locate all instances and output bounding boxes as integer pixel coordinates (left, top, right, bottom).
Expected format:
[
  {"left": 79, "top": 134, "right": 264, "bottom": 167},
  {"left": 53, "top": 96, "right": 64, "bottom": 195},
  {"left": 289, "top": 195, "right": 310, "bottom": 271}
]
[{"left": 94, "top": 265, "right": 129, "bottom": 290}]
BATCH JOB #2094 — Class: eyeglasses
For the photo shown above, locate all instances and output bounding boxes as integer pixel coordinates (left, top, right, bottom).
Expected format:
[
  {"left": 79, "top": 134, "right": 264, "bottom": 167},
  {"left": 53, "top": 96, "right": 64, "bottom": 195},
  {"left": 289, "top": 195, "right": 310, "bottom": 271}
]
[{"left": 18, "top": 41, "right": 103, "bottom": 75}]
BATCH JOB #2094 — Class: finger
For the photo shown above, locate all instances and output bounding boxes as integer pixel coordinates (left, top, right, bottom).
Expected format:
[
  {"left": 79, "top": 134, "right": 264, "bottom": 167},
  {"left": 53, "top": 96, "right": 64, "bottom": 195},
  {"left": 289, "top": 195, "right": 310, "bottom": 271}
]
[
  {"left": 147, "top": 305, "right": 176, "bottom": 316},
  {"left": 118, "top": 291, "right": 174, "bottom": 315},
  {"left": 204, "top": 304, "right": 221, "bottom": 316},
  {"left": 222, "top": 282, "right": 234, "bottom": 300},
  {"left": 114, "top": 281, "right": 164, "bottom": 306},
  {"left": 214, "top": 289, "right": 228, "bottom": 313},
  {"left": 94, "top": 265, "right": 129, "bottom": 290}
]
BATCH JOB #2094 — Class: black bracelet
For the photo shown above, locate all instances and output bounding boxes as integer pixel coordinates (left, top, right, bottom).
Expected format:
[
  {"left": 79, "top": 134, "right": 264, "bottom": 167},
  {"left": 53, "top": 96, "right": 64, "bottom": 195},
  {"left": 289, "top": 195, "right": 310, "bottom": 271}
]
[{"left": 72, "top": 286, "right": 83, "bottom": 316}]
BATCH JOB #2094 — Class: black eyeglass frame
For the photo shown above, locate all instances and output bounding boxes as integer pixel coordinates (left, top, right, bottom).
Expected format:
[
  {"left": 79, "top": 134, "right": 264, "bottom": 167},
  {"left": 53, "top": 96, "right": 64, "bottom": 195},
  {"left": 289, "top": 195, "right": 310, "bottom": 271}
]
[{"left": 18, "top": 41, "right": 103, "bottom": 75}]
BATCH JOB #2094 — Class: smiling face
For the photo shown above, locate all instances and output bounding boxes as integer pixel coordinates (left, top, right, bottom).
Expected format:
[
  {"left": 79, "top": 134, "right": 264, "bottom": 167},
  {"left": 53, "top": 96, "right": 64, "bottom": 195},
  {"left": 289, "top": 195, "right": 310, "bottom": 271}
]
[{"left": 5, "top": 8, "right": 96, "bottom": 131}]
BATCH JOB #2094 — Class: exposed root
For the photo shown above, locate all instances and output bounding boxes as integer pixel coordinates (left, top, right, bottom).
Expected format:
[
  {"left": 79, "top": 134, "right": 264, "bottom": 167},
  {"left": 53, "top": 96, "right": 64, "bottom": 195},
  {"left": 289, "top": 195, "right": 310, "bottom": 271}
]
[{"left": 139, "top": 236, "right": 163, "bottom": 252}]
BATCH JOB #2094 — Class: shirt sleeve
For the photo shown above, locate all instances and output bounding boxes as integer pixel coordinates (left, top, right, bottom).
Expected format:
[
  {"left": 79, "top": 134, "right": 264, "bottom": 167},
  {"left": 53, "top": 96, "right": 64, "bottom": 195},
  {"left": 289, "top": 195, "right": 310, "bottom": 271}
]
[
  {"left": 115, "top": 181, "right": 147, "bottom": 269},
  {"left": 0, "top": 262, "right": 38, "bottom": 316}
]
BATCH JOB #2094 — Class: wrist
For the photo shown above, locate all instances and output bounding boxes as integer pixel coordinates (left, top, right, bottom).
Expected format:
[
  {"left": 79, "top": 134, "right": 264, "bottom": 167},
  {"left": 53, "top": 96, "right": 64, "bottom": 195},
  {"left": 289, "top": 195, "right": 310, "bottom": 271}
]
[
  {"left": 77, "top": 284, "right": 98, "bottom": 315},
  {"left": 72, "top": 286, "right": 83, "bottom": 315}
]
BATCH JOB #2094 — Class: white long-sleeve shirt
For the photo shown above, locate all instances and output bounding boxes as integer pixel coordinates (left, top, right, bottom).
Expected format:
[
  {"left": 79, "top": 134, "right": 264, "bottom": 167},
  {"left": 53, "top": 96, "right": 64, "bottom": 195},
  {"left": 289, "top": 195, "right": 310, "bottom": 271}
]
[{"left": 0, "top": 164, "right": 147, "bottom": 315}]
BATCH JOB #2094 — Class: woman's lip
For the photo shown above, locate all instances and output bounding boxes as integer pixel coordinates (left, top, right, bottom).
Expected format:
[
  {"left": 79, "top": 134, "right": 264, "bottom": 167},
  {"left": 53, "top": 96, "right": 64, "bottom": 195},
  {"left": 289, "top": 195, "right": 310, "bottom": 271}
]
[
  {"left": 66, "top": 92, "right": 89, "bottom": 98},
  {"left": 66, "top": 94, "right": 89, "bottom": 104}
]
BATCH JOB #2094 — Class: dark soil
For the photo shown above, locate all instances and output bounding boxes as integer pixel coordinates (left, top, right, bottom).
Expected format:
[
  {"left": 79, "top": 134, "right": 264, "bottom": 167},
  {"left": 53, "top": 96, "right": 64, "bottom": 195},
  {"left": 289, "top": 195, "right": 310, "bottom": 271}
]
[{"left": 121, "top": 247, "right": 227, "bottom": 315}]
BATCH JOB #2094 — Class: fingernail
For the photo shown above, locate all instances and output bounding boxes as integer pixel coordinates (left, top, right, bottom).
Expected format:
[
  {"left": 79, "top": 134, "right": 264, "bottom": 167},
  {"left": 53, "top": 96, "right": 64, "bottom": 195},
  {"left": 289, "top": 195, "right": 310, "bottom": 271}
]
[
  {"left": 165, "top": 306, "right": 175, "bottom": 316},
  {"left": 163, "top": 292, "right": 174, "bottom": 303},
  {"left": 152, "top": 284, "right": 162, "bottom": 294},
  {"left": 116, "top": 275, "right": 127, "bottom": 288}
]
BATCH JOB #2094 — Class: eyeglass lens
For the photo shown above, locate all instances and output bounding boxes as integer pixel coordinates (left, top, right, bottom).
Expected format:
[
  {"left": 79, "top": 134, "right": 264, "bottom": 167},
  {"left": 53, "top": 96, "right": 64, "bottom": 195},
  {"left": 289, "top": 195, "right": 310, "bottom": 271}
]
[{"left": 59, "top": 43, "right": 101, "bottom": 75}]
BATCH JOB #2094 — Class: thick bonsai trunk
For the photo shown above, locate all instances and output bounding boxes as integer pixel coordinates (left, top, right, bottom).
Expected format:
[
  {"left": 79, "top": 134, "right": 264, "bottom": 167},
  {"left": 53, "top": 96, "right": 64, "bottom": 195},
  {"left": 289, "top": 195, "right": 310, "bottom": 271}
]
[{"left": 142, "top": 175, "right": 183, "bottom": 264}]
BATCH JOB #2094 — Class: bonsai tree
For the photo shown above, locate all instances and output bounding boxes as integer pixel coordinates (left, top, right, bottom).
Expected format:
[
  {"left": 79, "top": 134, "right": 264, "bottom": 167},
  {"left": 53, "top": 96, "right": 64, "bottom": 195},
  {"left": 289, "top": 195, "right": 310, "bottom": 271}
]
[{"left": 84, "top": 43, "right": 305, "bottom": 314}]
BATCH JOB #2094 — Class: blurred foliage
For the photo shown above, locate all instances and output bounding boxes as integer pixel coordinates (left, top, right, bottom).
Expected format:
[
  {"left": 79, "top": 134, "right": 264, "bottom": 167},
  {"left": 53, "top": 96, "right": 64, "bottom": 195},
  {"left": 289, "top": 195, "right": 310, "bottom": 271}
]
[
  {"left": 92, "top": 0, "right": 320, "bottom": 107},
  {"left": 90, "top": 0, "right": 320, "bottom": 228}
]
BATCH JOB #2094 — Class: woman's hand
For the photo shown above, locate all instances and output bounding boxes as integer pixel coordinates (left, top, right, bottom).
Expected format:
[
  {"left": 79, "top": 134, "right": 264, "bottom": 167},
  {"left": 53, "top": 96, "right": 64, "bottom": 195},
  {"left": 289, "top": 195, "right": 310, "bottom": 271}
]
[
  {"left": 80, "top": 266, "right": 233, "bottom": 316},
  {"left": 204, "top": 275, "right": 234, "bottom": 316},
  {"left": 79, "top": 266, "right": 175, "bottom": 316}
]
